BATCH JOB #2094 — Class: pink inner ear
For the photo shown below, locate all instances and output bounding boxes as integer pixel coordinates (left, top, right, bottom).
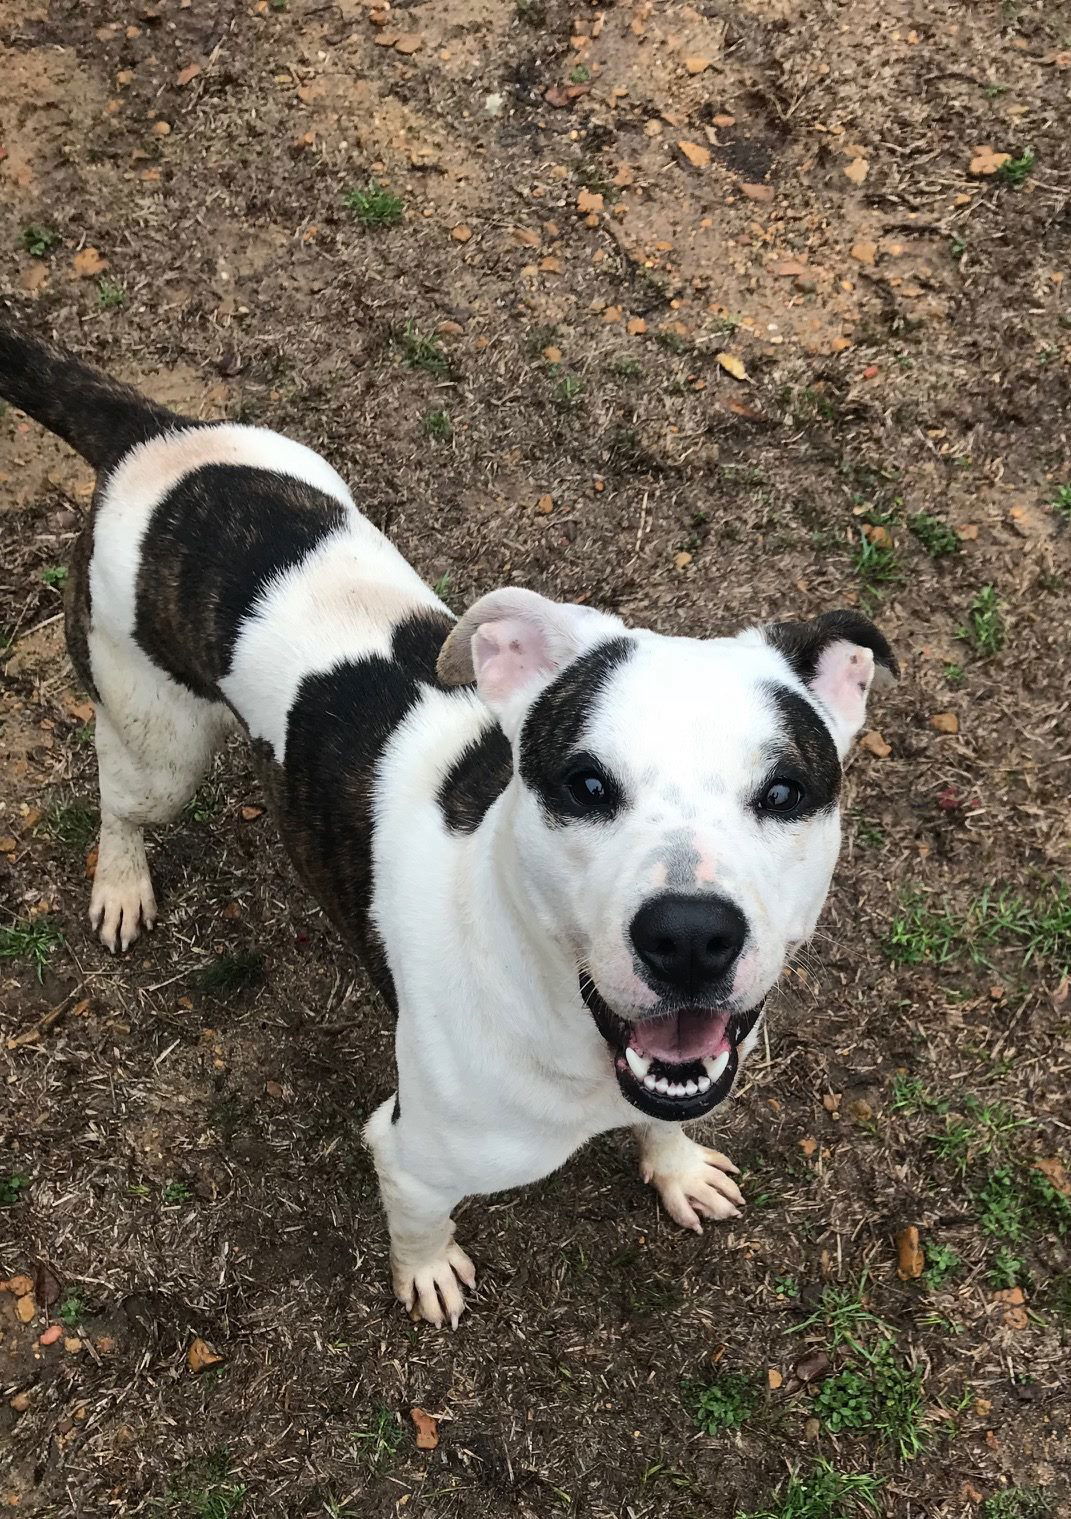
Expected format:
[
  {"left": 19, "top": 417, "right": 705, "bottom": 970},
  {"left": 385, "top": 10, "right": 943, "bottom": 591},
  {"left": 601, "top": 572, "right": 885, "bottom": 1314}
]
[
  {"left": 472, "top": 617, "right": 553, "bottom": 705},
  {"left": 811, "top": 639, "right": 875, "bottom": 732}
]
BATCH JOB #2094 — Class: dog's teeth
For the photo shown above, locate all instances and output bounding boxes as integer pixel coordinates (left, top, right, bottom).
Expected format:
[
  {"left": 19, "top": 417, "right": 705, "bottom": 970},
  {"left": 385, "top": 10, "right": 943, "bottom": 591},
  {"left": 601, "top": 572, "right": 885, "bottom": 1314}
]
[
  {"left": 704, "top": 1050, "right": 730, "bottom": 1084},
  {"left": 625, "top": 1047, "right": 651, "bottom": 1080},
  {"left": 656, "top": 1078, "right": 669, "bottom": 1094},
  {"left": 685, "top": 1080, "right": 698, "bottom": 1096},
  {"left": 643, "top": 1074, "right": 657, "bottom": 1091},
  {"left": 697, "top": 1076, "right": 711, "bottom": 1093}
]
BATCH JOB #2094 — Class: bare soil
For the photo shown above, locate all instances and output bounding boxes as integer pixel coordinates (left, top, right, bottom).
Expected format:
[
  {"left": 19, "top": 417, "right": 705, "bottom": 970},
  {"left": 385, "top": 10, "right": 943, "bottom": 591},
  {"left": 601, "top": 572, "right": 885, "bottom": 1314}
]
[{"left": 1, "top": 2, "right": 1070, "bottom": 1515}]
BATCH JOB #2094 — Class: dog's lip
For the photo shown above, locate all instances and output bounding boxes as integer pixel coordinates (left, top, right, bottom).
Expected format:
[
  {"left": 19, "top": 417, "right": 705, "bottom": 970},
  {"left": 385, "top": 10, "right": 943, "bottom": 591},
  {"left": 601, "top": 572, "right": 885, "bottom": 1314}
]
[{"left": 578, "top": 974, "right": 762, "bottom": 1119}]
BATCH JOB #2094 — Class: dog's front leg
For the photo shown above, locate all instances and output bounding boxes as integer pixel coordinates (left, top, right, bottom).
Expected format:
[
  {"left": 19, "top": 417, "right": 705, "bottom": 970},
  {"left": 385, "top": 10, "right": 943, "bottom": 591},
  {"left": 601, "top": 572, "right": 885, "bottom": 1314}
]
[
  {"left": 363, "top": 1096, "right": 475, "bottom": 1328},
  {"left": 637, "top": 1121, "right": 745, "bottom": 1233}
]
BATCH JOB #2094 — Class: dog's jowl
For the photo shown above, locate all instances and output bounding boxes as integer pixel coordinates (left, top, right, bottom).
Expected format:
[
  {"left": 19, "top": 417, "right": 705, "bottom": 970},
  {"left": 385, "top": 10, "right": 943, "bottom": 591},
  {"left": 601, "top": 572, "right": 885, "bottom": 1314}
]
[{"left": 0, "top": 321, "right": 897, "bottom": 1326}]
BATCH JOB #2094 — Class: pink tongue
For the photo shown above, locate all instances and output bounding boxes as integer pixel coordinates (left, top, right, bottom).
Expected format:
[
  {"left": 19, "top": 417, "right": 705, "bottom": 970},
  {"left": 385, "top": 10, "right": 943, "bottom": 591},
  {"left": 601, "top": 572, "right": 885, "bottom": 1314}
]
[{"left": 631, "top": 1009, "right": 730, "bottom": 1063}]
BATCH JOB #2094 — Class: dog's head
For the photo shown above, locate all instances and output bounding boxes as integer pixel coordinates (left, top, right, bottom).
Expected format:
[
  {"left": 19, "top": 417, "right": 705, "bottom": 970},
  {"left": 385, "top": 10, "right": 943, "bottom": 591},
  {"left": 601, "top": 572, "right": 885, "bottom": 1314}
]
[{"left": 438, "top": 590, "right": 897, "bottom": 1121}]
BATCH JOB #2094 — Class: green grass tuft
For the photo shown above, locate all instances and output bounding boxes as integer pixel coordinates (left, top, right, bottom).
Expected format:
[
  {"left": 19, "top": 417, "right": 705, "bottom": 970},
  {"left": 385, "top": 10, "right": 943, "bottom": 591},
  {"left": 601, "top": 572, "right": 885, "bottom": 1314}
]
[
  {"left": 98, "top": 278, "right": 126, "bottom": 309},
  {"left": 1050, "top": 484, "right": 1071, "bottom": 521},
  {"left": 741, "top": 1460, "right": 883, "bottom": 1519},
  {"left": 22, "top": 224, "right": 59, "bottom": 257},
  {"left": 342, "top": 181, "right": 404, "bottom": 226},
  {"left": 908, "top": 511, "right": 960, "bottom": 558},
  {"left": 0, "top": 1172, "right": 30, "bottom": 1206},
  {"left": 0, "top": 918, "right": 64, "bottom": 979},
  {"left": 981, "top": 1489, "right": 1051, "bottom": 1519},
  {"left": 922, "top": 1243, "right": 961, "bottom": 1290},
  {"left": 39, "top": 799, "right": 97, "bottom": 851},
  {"left": 423, "top": 408, "right": 453, "bottom": 440},
  {"left": 960, "top": 585, "right": 1004, "bottom": 656},
  {"left": 997, "top": 148, "right": 1035, "bottom": 187},
  {"left": 349, "top": 1404, "right": 403, "bottom": 1469},
  {"left": 156, "top": 1447, "right": 246, "bottom": 1517},
  {"left": 811, "top": 1339, "right": 926, "bottom": 1459},
  {"left": 686, "top": 1371, "right": 758, "bottom": 1433},
  {"left": 40, "top": 564, "right": 69, "bottom": 588},
  {"left": 397, "top": 322, "right": 453, "bottom": 378},
  {"left": 57, "top": 1293, "right": 86, "bottom": 1327}
]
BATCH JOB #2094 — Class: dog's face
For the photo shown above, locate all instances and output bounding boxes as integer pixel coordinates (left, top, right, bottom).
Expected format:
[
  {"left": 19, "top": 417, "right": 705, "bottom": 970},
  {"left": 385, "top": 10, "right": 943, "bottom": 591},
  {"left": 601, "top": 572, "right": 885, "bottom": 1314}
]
[{"left": 438, "top": 591, "right": 896, "bottom": 1122}]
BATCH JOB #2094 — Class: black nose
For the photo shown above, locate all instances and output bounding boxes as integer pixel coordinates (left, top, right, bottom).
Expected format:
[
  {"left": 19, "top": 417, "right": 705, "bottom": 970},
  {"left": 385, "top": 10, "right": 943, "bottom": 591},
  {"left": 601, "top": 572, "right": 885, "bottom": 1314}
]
[{"left": 629, "top": 893, "right": 748, "bottom": 993}]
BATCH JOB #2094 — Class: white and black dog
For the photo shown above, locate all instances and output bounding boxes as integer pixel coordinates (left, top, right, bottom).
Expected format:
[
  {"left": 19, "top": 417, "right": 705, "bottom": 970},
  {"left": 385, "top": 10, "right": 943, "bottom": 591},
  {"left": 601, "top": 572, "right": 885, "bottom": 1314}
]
[{"left": 0, "top": 322, "right": 896, "bottom": 1325}]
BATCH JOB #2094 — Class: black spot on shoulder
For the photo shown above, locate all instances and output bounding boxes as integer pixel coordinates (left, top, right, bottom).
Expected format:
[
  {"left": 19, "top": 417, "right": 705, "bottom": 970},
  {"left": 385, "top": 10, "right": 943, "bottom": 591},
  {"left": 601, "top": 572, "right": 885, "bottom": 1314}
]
[
  {"left": 392, "top": 609, "right": 454, "bottom": 686},
  {"left": 519, "top": 637, "right": 635, "bottom": 821},
  {"left": 438, "top": 722, "right": 513, "bottom": 833},
  {"left": 762, "top": 683, "right": 841, "bottom": 815},
  {"left": 391, "top": 1093, "right": 401, "bottom": 1123},
  {"left": 134, "top": 464, "right": 348, "bottom": 699},
  {"left": 765, "top": 609, "right": 898, "bottom": 685},
  {"left": 273, "top": 655, "right": 426, "bottom": 1010}
]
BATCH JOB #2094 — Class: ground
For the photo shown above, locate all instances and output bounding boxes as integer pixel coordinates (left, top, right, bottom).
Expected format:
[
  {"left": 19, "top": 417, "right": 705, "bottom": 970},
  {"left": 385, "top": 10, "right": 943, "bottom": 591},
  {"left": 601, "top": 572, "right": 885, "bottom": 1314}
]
[{"left": 0, "top": 0, "right": 1069, "bottom": 1515}]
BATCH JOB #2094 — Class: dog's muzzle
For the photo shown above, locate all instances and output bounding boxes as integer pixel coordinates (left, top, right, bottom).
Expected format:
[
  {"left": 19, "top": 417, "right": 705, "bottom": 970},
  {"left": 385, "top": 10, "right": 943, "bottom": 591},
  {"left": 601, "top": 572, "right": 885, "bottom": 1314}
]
[{"left": 580, "top": 975, "right": 763, "bottom": 1120}]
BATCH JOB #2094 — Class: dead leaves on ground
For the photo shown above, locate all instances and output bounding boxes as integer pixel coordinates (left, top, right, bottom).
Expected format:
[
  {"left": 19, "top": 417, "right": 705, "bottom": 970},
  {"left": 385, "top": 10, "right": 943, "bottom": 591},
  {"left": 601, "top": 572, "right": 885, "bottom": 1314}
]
[
  {"left": 410, "top": 1406, "right": 439, "bottom": 1450},
  {"left": 187, "top": 1336, "right": 224, "bottom": 1373},
  {"left": 896, "top": 1226, "right": 925, "bottom": 1280}
]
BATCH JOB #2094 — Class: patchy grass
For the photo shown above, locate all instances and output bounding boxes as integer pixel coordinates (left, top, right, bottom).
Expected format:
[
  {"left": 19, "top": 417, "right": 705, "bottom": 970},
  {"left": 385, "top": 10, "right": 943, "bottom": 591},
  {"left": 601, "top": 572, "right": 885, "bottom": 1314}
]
[
  {"left": 981, "top": 1490, "right": 1051, "bottom": 1519},
  {"left": 40, "top": 564, "right": 69, "bottom": 588},
  {"left": 851, "top": 529, "right": 899, "bottom": 590},
  {"left": 1050, "top": 484, "right": 1071, "bottom": 521},
  {"left": 960, "top": 585, "right": 1004, "bottom": 656},
  {"left": 155, "top": 1448, "right": 246, "bottom": 1517},
  {"left": 0, "top": 917, "right": 64, "bottom": 979},
  {"left": 98, "top": 277, "right": 126, "bottom": 308},
  {"left": 885, "top": 883, "right": 1071, "bottom": 974},
  {"left": 997, "top": 148, "right": 1036, "bottom": 187},
  {"left": 931, "top": 1098, "right": 1032, "bottom": 1178},
  {"left": 554, "top": 372, "right": 585, "bottom": 406},
  {"left": 22, "top": 223, "right": 59, "bottom": 256},
  {"left": 57, "top": 1293, "right": 87, "bottom": 1327},
  {"left": 396, "top": 322, "right": 453, "bottom": 378},
  {"left": 810, "top": 1339, "right": 927, "bottom": 1460},
  {"left": 908, "top": 511, "right": 960, "bottom": 558},
  {"left": 349, "top": 1404, "right": 403, "bottom": 1470},
  {"left": 742, "top": 1460, "right": 883, "bottom": 1519},
  {"left": 789, "top": 1277, "right": 886, "bottom": 1349},
  {"left": 39, "top": 799, "right": 97, "bottom": 851},
  {"left": 686, "top": 1371, "right": 759, "bottom": 1434},
  {"left": 342, "top": 181, "right": 405, "bottom": 226},
  {"left": 0, "top": 1172, "right": 30, "bottom": 1206},
  {"left": 162, "top": 1180, "right": 192, "bottom": 1205},
  {"left": 423, "top": 408, "right": 453, "bottom": 441},
  {"left": 192, "top": 952, "right": 266, "bottom": 1000}
]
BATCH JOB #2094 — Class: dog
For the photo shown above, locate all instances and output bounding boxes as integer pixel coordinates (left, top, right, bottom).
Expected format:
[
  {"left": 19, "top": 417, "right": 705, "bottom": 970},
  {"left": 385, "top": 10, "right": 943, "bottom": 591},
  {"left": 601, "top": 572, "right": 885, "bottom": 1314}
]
[{"left": 0, "top": 321, "right": 896, "bottom": 1325}]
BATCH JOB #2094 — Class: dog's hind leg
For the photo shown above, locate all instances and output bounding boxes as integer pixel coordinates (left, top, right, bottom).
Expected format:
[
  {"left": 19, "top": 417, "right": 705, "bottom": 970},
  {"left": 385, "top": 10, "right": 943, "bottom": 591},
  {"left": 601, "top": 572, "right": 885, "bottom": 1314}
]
[
  {"left": 637, "top": 1122, "right": 745, "bottom": 1234},
  {"left": 88, "top": 633, "right": 231, "bottom": 952}
]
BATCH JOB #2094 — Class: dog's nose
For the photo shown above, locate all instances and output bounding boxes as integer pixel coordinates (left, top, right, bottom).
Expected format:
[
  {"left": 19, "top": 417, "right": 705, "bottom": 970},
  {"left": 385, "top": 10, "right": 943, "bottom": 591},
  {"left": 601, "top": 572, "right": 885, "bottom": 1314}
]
[{"left": 629, "top": 893, "right": 748, "bottom": 992}]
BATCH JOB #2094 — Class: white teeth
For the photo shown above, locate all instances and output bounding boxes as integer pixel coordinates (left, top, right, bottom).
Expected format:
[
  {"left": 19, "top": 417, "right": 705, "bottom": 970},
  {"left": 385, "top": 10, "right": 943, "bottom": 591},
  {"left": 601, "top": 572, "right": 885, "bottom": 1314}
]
[
  {"left": 625, "top": 1047, "right": 651, "bottom": 1080},
  {"left": 704, "top": 1050, "right": 730, "bottom": 1085},
  {"left": 656, "top": 1078, "right": 669, "bottom": 1094},
  {"left": 643, "top": 1074, "right": 657, "bottom": 1091},
  {"left": 698, "top": 1076, "right": 711, "bottom": 1093},
  {"left": 685, "top": 1080, "right": 698, "bottom": 1096}
]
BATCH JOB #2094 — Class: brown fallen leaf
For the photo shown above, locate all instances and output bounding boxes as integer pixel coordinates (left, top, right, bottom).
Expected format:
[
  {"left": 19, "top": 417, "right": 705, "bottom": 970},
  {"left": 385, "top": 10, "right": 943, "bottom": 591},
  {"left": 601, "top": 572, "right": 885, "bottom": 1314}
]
[
  {"left": 71, "top": 247, "right": 109, "bottom": 279},
  {"left": 411, "top": 1406, "right": 439, "bottom": 1450},
  {"left": 577, "top": 188, "right": 604, "bottom": 213},
  {"left": 394, "top": 33, "right": 422, "bottom": 54},
  {"left": 859, "top": 730, "right": 891, "bottom": 758},
  {"left": 930, "top": 711, "right": 959, "bottom": 735},
  {"left": 38, "top": 1324, "right": 63, "bottom": 1346},
  {"left": 799, "top": 1136, "right": 818, "bottom": 1157},
  {"left": 539, "top": 256, "right": 563, "bottom": 274},
  {"left": 451, "top": 224, "right": 472, "bottom": 243},
  {"left": 721, "top": 396, "right": 766, "bottom": 422},
  {"left": 35, "top": 1265, "right": 62, "bottom": 1307},
  {"left": 767, "top": 1367, "right": 783, "bottom": 1389},
  {"left": 896, "top": 1225, "right": 924, "bottom": 1280},
  {"left": 674, "top": 551, "right": 693, "bottom": 569},
  {"left": 240, "top": 805, "right": 263, "bottom": 821},
  {"left": 957, "top": 523, "right": 979, "bottom": 541},
  {"left": 15, "top": 1293, "right": 37, "bottom": 1324},
  {"left": 536, "top": 494, "right": 554, "bottom": 515},
  {"left": 677, "top": 141, "right": 710, "bottom": 169},
  {"left": 794, "top": 1349, "right": 831, "bottom": 1383},
  {"left": 10, "top": 1390, "right": 33, "bottom": 1413},
  {"left": 187, "top": 1336, "right": 224, "bottom": 1373},
  {"left": 176, "top": 62, "right": 201, "bottom": 86},
  {"left": 992, "top": 1286, "right": 1026, "bottom": 1306},
  {"left": 862, "top": 523, "right": 893, "bottom": 548},
  {"left": 683, "top": 55, "right": 711, "bottom": 75},
  {"left": 715, "top": 351, "right": 748, "bottom": 381},
  {"left": 0, "top": 835, "right": 16, "bottom": 854},
  {"left": 770, "top": 258, "right": 807, "bottom": 277},
  {"left": 1035, "top": 1156, "right": 1070, "bottom": 1196},
  {"left": 850, "top": 240, "right": 877, "bottom": 266},
  {"left": 740, "top": 181, "right": 773, "bottom": 202},
  {"left": 626, "top": 316, "right": 647, "bottom": 335},
  {"left": 544, "top": 83, "right": 590, "bottom": 107},
  {"left": 2, "top": 1274, "right": 34, "bottom": 1297},
  {"left": 969, "top": 146, "right": 1012, "bottom": 176},
  {"left": 511, "top": 227, "right": 541, "bottom": 247},
  {"left": 713, "top": 112, "right": 735, "bottom": 127},
  {"left": 844, "top": 156, "right": 869, "bottom": 184},
  {"left": 64, "top": 1336, "right": 83, "bottom": 1353},
  {"left": 151, "top": 119, "right": 172, "bottom": 137},
  {"left": 542, "top": 345, "right": 562, "bottom": 363},
  {"left": 1004, "top": 1306, "right": 1029, "bottom": 1331}
]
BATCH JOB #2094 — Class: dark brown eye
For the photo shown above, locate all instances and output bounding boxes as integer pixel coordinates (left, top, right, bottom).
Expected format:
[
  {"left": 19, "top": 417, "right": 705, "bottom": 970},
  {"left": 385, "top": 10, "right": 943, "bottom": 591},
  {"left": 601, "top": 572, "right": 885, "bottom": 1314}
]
[
  {"left": 759, "top": 779, "right": 805, "bottom": 815},
  {"left": 560, "top": 763, "right": 619, "bottom": 816}
]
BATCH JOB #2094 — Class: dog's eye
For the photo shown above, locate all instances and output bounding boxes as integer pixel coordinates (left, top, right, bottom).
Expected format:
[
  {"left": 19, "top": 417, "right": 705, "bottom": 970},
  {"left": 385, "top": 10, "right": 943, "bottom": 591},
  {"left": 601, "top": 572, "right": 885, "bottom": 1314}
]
[
  {"left": 562, "top": 766, "right": 616, "bottom": 814},
  {"left": 758, "top": 778, "right": 805, "bottom": 815}
]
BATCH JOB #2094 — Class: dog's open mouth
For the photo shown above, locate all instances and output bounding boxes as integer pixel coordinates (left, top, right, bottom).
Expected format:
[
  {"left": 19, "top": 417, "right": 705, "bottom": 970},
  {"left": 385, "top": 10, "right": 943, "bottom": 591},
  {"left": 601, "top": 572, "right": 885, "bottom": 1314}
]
[{"left": 580, "top": 975, "right": 763, "bottom": 1120}]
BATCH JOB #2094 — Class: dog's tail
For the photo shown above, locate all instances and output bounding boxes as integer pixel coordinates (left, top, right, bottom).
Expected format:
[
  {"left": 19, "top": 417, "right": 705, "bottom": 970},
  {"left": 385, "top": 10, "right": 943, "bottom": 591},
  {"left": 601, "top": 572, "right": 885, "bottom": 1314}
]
[{"left": 0, "top": 312, "right": 187, "bottom": 474}]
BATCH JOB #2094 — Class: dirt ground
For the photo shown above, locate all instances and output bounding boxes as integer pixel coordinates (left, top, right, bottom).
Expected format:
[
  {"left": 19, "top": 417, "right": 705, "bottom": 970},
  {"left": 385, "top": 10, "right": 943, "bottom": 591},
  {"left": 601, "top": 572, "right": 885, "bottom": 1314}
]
[{"left": 1, "top": 0, "right": 1070, "bottom": 1515}]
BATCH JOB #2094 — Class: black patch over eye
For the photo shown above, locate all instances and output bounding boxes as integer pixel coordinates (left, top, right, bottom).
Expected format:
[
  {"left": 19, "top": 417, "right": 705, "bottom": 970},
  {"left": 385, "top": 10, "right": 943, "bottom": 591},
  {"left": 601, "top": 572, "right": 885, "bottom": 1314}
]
[
  {"left": 558, "top": 759, "right": 620, "bottom": 818},
  {"left": 757, "top": 778, "right": 806, "bottom": 816}
]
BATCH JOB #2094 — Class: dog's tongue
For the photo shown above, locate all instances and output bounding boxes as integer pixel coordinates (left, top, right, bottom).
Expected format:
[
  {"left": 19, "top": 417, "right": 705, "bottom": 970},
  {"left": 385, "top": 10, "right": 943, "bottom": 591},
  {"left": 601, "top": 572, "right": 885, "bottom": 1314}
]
[{"left": 631, "top": 1009, "right": 730, "bottom": 1063}]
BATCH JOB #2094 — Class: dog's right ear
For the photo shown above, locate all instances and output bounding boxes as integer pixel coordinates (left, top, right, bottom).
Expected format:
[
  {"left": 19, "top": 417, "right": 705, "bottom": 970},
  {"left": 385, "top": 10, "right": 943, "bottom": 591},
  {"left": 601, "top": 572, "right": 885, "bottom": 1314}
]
[{"left": 438, "top": 587, "right": 624, "bottom": 727}]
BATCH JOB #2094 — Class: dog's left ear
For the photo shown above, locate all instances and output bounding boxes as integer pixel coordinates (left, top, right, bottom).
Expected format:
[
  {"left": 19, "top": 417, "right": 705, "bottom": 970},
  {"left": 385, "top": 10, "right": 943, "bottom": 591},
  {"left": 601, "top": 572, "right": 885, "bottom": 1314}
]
[
  {"left": 437, "top": 586, "right": 624, "bottom": 729},
  {"left": 758, "top": 609, "right": 898, "bottom": 757}
]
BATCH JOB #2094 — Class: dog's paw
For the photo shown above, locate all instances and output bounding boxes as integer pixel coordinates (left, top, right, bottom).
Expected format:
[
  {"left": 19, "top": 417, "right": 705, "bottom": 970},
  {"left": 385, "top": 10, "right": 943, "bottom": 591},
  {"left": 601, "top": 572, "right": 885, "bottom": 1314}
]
[
  {"left": 89, "top": 867, "right": 157, "bottom": 953},
  {"left": 642, "top": 1140, "right": 744, "bottom": 1234},
  {"left": 392, "top": 1242, "right": 477, "bottom": 1328}
]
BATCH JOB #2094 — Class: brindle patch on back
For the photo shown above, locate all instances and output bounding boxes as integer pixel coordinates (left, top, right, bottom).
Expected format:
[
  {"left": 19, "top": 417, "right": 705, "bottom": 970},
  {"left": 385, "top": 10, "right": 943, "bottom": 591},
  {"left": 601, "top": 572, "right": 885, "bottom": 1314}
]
[{"left": 134, "top": 464, "right": 348, "bottom": 700}]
